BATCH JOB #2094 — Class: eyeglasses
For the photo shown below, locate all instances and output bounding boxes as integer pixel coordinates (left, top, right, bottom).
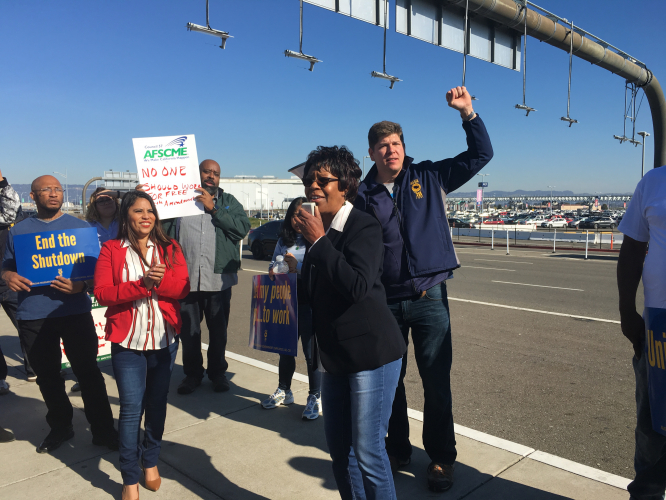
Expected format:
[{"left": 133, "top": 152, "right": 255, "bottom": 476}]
[
  {"left": 303, "top": 177, "right": 339, "bottom": 188},
  {"left": 34, "top": 187, "right": 64, "bottom": 194}
]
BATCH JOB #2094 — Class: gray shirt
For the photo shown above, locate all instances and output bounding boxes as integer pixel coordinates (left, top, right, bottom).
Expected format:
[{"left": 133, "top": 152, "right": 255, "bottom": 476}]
[{"left": 179, "top": 213, "right": 238, "bottom": 292}]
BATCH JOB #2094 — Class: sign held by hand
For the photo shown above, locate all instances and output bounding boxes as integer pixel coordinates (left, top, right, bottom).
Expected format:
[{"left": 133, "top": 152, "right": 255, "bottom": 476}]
[{"left": 132, "top": 134, "right": 204, "bottom": 219}]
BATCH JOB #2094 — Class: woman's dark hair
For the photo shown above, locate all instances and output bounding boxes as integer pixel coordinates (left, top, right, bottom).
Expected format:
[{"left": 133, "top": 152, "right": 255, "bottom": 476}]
[
  {"left": 116, "top": 191, "right": 177, "bottom": 269},
  {"left": 303, "top": 145, "right": 362, "bottom": 202},
  {"left": 85, "top": 187, "right": 119, "bottom": 223},
  {"left": 280, "top": 197, "right": 307, "bottom": 247}
]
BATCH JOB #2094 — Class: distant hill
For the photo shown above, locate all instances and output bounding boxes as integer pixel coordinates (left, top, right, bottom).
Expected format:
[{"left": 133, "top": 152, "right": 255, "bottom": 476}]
[{"left": 452, "top": 189, "right": 632, "bottom": 197}]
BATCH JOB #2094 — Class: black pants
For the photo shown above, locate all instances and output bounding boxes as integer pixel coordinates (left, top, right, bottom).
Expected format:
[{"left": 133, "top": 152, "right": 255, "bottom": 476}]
[
  {"left": 18, "top": 312, "right": 114, "bottom": 436},
  {"left": 179, "top": 289, "right": 232, "bottom": 380},
  {"left": 1, "top": 289, "right": 34, "bottom": 377}
]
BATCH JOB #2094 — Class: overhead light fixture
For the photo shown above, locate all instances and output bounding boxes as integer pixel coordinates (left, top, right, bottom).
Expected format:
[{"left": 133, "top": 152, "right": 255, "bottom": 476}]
[
  {"left": 187, "top": 0, "right": 232, "bottom": 49},
  {"left": 371, "top": 0, "right": 400, "bottom": 89},
  {"left": 285, "top": 1, "right": 321, "bottom": 71},
  {"left": 560, "top": 20, "right": 578, "bottom": 126},
  {"left": 371, "top": 71, "right": 401, "bottom": 89},
  {"left": 284, "top": 50, "right": 321, "bottom": 71},
  {"left": 514, "top": 2, "right": 535, "bottom": 116}
]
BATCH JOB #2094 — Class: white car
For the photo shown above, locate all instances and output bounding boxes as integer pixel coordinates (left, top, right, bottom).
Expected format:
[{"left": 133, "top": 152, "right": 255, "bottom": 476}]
[{"left": 541, "top": 217, "right": 568, "bottom": 228}]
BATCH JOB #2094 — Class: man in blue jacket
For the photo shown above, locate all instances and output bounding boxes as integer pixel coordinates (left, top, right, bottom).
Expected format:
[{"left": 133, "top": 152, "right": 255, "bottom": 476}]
[{"left": 354, "top": 86, "right": 493, "bottom": 492}]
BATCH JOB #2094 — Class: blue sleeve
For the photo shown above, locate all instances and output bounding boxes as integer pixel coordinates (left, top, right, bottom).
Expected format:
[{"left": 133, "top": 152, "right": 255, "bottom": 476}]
[
  {"left": 427, "top": 115, "right": 494, "bottom": 194},
  {"left": 3, "top": 229, "right": 16, "bottom": 272}
]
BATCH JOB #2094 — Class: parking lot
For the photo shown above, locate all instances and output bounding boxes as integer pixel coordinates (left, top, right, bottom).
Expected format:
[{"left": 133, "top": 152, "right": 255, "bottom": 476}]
[{"left": 218, "top": 245, "right": 638, "bottom": 480}]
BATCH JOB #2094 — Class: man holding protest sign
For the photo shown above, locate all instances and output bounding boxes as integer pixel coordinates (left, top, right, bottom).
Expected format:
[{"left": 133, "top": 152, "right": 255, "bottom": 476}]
[
  {"left": 1, "top": 175, "right": 117, "bottom": 454},
  {"left": 353, "top": 86, "right": 493, "bottom": 492},
  {"left": 158, "top": 159, "right": 250, "bottom": 394}
]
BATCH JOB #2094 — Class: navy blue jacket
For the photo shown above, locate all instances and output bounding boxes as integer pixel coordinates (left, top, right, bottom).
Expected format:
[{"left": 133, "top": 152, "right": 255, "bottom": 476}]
[{"left": 354, "top": 115, "right": 493, "bottom": 299}]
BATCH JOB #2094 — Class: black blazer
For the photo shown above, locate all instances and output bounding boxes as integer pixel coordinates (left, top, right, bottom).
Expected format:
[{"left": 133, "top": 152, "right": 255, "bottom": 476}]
[{"left": 303, "top": 206, "right": 406, "bottom": 375}]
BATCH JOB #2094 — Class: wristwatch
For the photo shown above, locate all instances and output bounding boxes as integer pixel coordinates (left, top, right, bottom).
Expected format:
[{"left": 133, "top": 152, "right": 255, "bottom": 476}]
[{"left": 463, "top": 111, "right": 476, "bottom": 121}]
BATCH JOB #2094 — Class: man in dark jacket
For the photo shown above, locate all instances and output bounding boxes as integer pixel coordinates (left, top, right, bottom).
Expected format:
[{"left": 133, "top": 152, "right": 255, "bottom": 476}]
[
  {"left": 161, "top": 160, "right": 250, "bottom": 395},
  {"left": 0, "top": 170, "right": 35, "bottom": 392},
  {"left": 354, "top": 86, "right": 493, "bottom": 492}
]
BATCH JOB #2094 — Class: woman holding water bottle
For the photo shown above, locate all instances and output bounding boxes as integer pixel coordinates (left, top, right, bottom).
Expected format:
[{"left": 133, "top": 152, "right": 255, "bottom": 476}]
[{"left": 260, "top": 197, "right": 322, "bottom": 420}]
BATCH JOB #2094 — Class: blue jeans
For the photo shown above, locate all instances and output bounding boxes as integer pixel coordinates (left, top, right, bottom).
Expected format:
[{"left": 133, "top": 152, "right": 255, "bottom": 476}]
[
  {"left": 278, "top": 305, "right": 321, "bottom": 395},
  {"left": 112, "top": 338, "right": 179, "bottom": 485},
  {"left": 322, "top": 358, "right": 401, "bottom": 500},
  {"left": 179, "top": 290, "right": 231, "bottom": 380},
  {"left": 629, "top": 352, "right": 666, "bottom": 500},
  {"left": 385, "top": 281, "right": 457, "bottom": 465}
]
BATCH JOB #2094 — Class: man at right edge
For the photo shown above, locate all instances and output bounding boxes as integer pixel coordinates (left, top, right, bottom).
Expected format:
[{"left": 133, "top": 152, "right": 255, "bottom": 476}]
[{"left": 354, "top": 86, "right": 493, "bottom": 492}]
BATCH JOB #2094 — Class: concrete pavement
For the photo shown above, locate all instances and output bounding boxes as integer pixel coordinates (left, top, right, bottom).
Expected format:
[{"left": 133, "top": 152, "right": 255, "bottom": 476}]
[{"left": 1, "top": 326, "right": 632, "bottom": 499}]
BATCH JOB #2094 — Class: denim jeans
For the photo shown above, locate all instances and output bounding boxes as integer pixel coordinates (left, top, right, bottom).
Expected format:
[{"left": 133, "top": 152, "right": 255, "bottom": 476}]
[
  {"left": 18, "top": 313, "right": 114, "bottom": 436},
  {"left": 179, "top": 290, "right": 231, "bottom": 380},
  {"left": 628, "top": 352, "right": 666, "bottom": 500},
  {"left": 322, "top": 358, "right": 401, "bottom": 500},
  {"left": 385, "top": 281, "right": 457, "bottom": 465},
  {"left": 1, "top": 289, "right": 34, "bottom": 377},
  {"left": 278, "top": 305, "right": 321, "bottom": 395},
  {"left": 112, "top": 338, "right": 179, "bottom": 485}
]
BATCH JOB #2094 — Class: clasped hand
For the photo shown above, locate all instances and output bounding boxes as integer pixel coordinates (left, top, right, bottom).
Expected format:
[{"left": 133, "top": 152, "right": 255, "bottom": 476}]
[{"left": 143, "top": 264, "right": 166, "bottom": 290}]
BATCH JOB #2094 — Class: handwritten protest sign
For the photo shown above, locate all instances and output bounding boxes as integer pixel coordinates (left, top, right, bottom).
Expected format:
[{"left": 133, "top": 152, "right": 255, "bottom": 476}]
[
  {"left": 61, "top": 294, "right": 110, "bottom": 369},
  {"left": 249, "top": 274, "right": 298, "bottom": 356},
  {"left": 132, "top": 134, "right": 204, "bottom": 219},
  {"left": 14, "top": 227, "right": 100, "bottom": 286},
  {"left": 645, "top": 307, "right": 666, "bottom": 436}
]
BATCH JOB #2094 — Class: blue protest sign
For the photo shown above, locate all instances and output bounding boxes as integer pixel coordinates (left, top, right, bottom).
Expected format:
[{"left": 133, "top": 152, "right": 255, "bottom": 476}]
[
  {"left": 14, "top": 227, "right": 100, "bottom": 286},
  {"left": 645, "top": 307, "right": 666, "bottom": 436},
  {"left": 249, "top": 273, "right": 298, "bottom": 356}
]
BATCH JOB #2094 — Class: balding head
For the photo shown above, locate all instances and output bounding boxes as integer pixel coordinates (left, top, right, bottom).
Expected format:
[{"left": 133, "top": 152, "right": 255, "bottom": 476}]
[
  {"left": 199, "top": 159, "right": 221, "bottom": 195},
  {"left": 31, "top": 175, "right": 61, "bottom": 193},
  {"left": 30, "top": 175, "right": 64, "bottom": 216}
]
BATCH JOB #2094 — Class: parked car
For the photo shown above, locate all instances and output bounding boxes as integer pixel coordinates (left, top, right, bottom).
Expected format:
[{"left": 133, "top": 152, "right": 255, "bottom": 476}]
[
  {"left": 579, "top": 217, "right": 617, "bottom": 230},
  {"left": 541, "top": 216, "right": 568, "bottom": 228},
  {"left": 567, "top": 217, "right": 585, "bottom": 228},
  {"left": 482, "top": 217, "right": 505, "bottom": 225},
  {"left": 448, "top": 218, "right": 474, "bottom": 228},
  {"left": 247, "top": 220, "right": 283, "bottom": 260}
]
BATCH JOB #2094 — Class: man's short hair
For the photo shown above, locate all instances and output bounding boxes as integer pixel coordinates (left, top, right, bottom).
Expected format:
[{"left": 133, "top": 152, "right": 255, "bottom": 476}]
[{"left": 368, "top": 121, "right": 405, "bottom": 150}]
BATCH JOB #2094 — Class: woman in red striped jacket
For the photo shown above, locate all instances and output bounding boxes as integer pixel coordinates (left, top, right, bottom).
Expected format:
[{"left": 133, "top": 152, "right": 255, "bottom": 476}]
[{"left": 94, "top": 191, "right": 190, "bottom": 500}]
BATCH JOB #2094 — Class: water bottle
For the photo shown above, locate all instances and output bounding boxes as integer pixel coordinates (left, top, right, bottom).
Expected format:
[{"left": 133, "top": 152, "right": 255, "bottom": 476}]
[{"left": 273, "top": 255, "right": 289, "bottom": 274}]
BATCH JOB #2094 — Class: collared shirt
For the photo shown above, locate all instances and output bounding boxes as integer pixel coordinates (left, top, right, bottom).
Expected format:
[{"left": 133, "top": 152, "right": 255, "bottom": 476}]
[
  {"left": 311, "top": 201, "right": 354, "bottom": 248},
  {"left": 179, "top": 212, "right": 238, "bottom": 292},
  {"left": 90, "top": 219, "right": 119, "bottom": 245},
  {"left": 118, "top": 239, "right": 175, "bottom": 350}
]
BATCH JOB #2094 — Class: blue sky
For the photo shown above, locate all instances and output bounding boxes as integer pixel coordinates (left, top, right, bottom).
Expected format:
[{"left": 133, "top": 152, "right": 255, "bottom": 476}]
[{"left": 1, "top": 0, "right": 664, "bottom": 194}]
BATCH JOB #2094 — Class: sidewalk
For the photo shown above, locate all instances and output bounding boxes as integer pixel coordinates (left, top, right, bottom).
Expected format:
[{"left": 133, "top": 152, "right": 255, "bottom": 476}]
[{"left": 0, "top": 327, "right": 631, "bottom": 499}]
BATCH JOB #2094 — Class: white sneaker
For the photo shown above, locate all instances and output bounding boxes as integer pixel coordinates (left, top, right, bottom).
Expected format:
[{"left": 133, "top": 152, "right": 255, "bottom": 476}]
[
  {"left": 261, "top": 388, "right": 294, "bottom": 409},
  {"left": 0, "top": 380, "right": 10, "bottom": 396},
  {"left": 302, "top": 394, "right": 322, "bottom": 420}
]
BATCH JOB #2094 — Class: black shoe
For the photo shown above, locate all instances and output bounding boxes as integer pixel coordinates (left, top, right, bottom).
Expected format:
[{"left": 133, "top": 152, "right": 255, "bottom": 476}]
[
  {"left": 388, "top": 455, "right": 411, "bottom": 475},
  {"left": 0, "top": 427, "right": 15, "bottom": 443},
  {"left": 71, "top": 382, "right": 81, "bottom": 392},
  {"left": 177, "top": 376, "right": 202, "bottom": 395},
  {"left": 92, "top": 427, "right": 119, "bottom": 451},
  {"left": 37, "top": 426, "right": 74, "bottom": 454},
  {"left": 427, "top": 462, "right": 455, "bottom": 492},
  {"left": 211, "top": 374, "right": 230, "bottom": 393}
]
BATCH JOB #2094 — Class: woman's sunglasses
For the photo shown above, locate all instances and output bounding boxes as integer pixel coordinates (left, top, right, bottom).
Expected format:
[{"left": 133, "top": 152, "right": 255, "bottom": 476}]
[{"left": 303, "top": 177, "right": 339, "bottom": 188}]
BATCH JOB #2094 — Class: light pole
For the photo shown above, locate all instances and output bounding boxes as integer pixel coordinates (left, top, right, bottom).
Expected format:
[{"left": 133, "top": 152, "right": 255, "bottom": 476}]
[
  {"left": 53, "top": 169, "right": 68, "bottom": 212},
  {"left": 239, "top": 190, "right": 250, "bottom": 216},
  {"left": 476, "top": 173, "right": 490, "bottom": 218},
  {"left": 250, "top": 181, "right": 264, "bottom": 219},
  {"left": 362, "top": 156, "right": 371, "bottom": 178},
  {"left": 547, "top": 185, "right": 556, "bottom": 214},
  {"left": 638, "top": 131, "right": 650, "bottom": 178}
]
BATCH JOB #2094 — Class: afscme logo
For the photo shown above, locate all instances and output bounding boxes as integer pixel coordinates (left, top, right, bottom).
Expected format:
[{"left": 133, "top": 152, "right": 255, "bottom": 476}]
[
  {"left": 165, "top": 136, "right": 187, "bottom": 148},
  {"left": 143, "top": 135, "right": 189, "bottom": 159}
]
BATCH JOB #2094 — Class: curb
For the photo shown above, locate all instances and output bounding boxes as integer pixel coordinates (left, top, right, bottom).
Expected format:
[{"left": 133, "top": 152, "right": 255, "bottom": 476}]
[{"left": 217, "top": 347, "right": 631, "bottom": 491}]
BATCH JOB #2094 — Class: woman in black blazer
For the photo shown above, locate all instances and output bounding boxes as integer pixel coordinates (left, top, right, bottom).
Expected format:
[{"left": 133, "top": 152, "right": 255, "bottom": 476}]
[{"left": 293, "top": 146, "right": 406, "bottom": 500}]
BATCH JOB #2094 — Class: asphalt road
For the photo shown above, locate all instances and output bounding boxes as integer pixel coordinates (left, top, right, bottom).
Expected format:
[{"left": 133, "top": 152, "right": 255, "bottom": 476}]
[{"left": 206, "top": 246, "right": 639, "bottom": 479}]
